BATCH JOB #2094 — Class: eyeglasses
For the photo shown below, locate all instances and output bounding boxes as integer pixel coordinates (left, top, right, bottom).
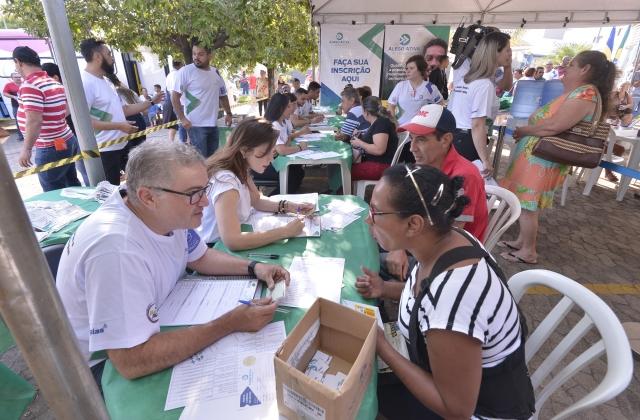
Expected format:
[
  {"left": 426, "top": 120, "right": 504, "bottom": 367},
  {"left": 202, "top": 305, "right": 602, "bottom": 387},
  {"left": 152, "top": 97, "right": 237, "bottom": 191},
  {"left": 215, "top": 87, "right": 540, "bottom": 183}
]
[
  {"left": 368, "top": 203, "right": 411, "bottom": 224},
  {"left": 150, "top": 183, "right": 212, "bottom": 205}
]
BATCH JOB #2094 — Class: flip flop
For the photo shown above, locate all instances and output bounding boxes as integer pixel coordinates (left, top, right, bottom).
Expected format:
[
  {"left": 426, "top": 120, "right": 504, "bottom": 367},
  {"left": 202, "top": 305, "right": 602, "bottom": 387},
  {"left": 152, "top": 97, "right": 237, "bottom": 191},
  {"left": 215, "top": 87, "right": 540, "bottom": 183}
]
[
  {"left": 501, "top": 251, "right": 537, "bottom": 265},
  {"left": 497, "top": 240, "right": 520, "bottom": 251}
]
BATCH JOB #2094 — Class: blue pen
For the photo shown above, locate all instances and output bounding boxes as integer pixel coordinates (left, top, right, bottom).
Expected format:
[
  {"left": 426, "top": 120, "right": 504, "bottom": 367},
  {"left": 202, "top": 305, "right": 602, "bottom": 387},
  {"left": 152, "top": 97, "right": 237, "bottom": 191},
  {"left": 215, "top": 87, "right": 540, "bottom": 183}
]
[{"left": 238, "top": 299, "right": 253, "bottom": 306}]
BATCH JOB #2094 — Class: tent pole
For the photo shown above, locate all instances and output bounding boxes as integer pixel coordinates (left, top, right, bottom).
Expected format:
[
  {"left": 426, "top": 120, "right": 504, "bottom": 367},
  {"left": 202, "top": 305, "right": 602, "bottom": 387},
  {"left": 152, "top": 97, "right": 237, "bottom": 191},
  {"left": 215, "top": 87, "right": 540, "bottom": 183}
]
[
  {"left": 41, "top": 0, "right": 105, "bottom": 186},
  {"left": 0, "top": 145, "right": 109, "bottom": 420}
]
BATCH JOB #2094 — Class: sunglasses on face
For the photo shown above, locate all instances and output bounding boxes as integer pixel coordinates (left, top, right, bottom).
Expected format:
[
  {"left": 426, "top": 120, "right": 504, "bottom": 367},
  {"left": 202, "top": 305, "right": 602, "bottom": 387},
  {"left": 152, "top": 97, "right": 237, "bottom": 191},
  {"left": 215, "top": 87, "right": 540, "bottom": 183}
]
[{"left": 151, "top": 183, "right": 212, "bottom": 205}]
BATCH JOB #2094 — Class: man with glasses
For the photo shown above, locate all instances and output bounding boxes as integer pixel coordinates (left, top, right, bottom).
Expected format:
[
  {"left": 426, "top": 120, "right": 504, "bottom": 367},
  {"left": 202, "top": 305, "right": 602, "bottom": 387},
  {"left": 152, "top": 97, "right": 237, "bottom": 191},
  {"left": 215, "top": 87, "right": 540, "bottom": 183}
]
[
  {"left": 380, "top": 104, "right": 488, "bottom": 281},
  {"left": 80, "top": 38, "right": 164, "bottom": 185},
  {"left": 56, "top": 140, "right": 287, "bottom": 390}
]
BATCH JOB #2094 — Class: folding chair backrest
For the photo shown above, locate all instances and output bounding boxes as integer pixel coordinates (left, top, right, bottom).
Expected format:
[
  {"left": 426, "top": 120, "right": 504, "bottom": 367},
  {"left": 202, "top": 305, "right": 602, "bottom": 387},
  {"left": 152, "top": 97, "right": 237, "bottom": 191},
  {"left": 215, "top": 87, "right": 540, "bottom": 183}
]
[{"left": 483, "top": 185, "right": 521, "bottom": 251}]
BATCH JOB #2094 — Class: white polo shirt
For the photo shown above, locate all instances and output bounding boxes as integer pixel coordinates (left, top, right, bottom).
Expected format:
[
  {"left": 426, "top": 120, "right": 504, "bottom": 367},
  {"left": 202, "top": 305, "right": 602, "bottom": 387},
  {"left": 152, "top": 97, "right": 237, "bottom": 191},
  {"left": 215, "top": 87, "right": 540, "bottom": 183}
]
[
  {"left": 388, "top": 80, "right": 442, "bottom": 125},
  {"left": 81, "top": 70, "right": 127, "bottom": 152},
  {"left": 447, "top": 78, "right": 498, "bottom": 130},
  {"left": 56, "top": 188, "right": 208, "bottom": 366},
  {"left": 174, "top": 64, "right": 228, "bottom": 127}
]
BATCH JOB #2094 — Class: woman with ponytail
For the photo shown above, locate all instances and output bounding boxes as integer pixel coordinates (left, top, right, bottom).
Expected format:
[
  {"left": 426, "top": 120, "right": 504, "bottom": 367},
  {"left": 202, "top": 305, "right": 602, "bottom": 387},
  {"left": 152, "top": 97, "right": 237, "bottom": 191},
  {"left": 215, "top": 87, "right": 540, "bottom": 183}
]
[
  {"left": 500, "top": 51, "right": 616, "bottom": 264},
  {"left": 349, "top": 96, "right": 399, "bottom": 181},
  {"left": 356, "top": 164, "right": 534, "bottom": 419}
]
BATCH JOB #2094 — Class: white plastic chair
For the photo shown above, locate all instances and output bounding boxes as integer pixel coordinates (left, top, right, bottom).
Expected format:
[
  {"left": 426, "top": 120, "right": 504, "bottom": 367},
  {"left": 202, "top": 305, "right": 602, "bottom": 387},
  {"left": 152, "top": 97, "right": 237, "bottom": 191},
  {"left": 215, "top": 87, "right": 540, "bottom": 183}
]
[
  {"left": 354, "top": 131, "right": 410, "bottom": 199},
  {"left": 483, "top": 185, "right": 521, "bottom": 251},
  {"left": 509, "top": 270, "right": 633, "bottom": 419}
]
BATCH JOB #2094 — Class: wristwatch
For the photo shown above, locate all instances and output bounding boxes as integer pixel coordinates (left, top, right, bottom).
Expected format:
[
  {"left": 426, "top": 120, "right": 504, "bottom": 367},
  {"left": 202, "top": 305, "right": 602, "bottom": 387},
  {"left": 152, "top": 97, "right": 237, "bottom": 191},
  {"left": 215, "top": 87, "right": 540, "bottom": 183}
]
[{"left": 247, "top": 260, "right": 259, "bottom": 277}]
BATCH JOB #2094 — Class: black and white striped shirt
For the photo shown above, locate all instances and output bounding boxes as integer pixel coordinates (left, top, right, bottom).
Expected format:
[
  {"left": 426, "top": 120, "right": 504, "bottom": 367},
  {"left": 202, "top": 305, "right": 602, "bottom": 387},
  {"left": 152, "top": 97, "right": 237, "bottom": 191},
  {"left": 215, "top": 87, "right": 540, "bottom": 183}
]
[{"left": 398, "top": 246, "right": 522, "bottom": 368}]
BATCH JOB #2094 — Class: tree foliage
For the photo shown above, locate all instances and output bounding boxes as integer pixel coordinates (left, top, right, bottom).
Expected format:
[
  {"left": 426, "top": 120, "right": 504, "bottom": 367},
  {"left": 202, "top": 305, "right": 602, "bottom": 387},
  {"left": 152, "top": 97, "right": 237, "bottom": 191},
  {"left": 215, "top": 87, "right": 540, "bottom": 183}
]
[
  {"left": 2, "top": 0, "right": 316, "bottom": 71},
  {"left": 545, "top": 43, "right": 592, "bottom": 65}
]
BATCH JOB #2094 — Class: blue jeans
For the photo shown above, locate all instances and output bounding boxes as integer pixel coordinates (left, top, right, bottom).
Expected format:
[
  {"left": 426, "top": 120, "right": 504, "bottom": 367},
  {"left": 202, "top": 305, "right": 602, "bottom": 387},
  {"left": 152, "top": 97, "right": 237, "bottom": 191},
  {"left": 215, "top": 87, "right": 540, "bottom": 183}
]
[
  {"left": 188, "top": 126, "right": 219, "bottom": 157},
  {"left": 34, "top": 136, "right": 81, "bottom": 192}
]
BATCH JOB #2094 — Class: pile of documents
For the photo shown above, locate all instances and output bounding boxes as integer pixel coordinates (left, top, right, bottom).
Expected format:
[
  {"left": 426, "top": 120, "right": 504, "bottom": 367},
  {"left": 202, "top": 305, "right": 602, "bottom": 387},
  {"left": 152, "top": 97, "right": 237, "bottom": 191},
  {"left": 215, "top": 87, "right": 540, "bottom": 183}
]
[
  {"left": 303, "top": 350, "right": 347, "bottom": 391},
  {"left": 250, "top": 193, "right": 321, "bottom": 238},
  {"left": 25, "top": 200, "right": 92, "bottom": 241},
  {"left": 287, "top": 149, "right": 341, "bottom": 160}
]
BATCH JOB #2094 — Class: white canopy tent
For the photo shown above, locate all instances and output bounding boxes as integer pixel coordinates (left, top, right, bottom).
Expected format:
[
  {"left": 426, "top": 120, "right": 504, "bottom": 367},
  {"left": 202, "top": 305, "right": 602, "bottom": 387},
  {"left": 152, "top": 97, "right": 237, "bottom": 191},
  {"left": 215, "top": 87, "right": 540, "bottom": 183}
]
[{"left": 310, "top": 0, "right": 640, "bottom": 28}]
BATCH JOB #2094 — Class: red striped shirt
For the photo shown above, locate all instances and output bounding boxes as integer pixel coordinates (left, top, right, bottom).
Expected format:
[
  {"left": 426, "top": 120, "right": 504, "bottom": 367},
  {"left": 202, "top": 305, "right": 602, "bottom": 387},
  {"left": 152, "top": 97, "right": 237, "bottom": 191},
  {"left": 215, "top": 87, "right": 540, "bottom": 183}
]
[{"left": 17, "top": 71, "right": 72, "bottom": 148}]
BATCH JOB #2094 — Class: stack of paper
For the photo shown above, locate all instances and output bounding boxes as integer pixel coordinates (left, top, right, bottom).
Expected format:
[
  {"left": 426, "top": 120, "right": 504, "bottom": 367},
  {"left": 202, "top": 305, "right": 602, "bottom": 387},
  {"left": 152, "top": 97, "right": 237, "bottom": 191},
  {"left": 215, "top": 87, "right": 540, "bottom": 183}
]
[
  {"left": 303, "top": 350, "right": 347, "bottom": 391},
  {"left": 25, "top": 200, "right": 92, "bottom": 237},
  {"left": 166, "top": 321, "right": 286, "bottom": 414},
  {"left": 298, "top": 133, "right": 326, "bottom": 142},
  {"left": 278, "top": 256, "right": 344, "bottom": 308},
  {"left": 159, "top": 276, "right": 258, "bottom": 326}
]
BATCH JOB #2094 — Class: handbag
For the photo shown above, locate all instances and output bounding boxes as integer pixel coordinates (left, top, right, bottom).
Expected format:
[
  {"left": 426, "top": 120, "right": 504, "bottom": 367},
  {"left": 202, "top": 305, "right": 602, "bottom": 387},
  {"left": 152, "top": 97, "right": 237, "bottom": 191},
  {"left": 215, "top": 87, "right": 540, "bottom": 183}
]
[{"left": 532, "top": 90, "right": 609, "bottom": 168}]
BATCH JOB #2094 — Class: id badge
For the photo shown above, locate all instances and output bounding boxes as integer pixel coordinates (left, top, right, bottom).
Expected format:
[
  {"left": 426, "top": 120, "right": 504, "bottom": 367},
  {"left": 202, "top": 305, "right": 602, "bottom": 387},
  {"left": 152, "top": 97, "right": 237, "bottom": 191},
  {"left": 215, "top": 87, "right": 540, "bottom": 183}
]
[{"left": 53, "top": 138, "right": 67, "bottom": 151}]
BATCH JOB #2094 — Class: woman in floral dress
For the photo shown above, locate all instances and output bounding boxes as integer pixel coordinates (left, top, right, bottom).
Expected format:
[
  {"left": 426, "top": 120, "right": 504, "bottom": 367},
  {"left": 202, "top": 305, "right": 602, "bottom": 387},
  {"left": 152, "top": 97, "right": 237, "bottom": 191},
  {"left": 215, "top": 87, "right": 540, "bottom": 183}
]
[{"left": 499, "top": 51, "right": 616, "bottom": 264}]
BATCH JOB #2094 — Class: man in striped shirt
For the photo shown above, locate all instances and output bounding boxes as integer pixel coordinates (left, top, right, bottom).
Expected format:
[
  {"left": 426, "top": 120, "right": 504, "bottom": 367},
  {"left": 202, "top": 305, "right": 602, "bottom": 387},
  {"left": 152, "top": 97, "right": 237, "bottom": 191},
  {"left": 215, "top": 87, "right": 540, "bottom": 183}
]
[{"left": 13, "top": 46, "right": 81, "bottom": 192}]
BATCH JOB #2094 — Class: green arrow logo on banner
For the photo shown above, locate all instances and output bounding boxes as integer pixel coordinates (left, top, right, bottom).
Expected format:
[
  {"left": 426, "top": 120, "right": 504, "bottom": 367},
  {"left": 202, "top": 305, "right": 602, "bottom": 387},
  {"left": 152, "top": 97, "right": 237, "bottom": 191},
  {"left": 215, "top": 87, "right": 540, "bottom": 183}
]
[
  {"left": 358, "top": 24, "right": 385, "bottom": 58},
  {"left": 336, "top": 32, "right": 344, "bottom": 40},
  {"left": 400, "top": 34, "right": 411, "bottom": 46}
]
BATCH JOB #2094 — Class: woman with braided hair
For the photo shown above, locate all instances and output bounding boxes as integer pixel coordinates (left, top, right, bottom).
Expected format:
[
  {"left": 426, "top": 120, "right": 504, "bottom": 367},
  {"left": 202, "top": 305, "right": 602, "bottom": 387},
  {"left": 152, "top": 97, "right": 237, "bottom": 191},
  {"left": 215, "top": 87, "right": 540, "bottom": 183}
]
[{"left": 356, "top": 163, "right": 534, "bottom": 419}]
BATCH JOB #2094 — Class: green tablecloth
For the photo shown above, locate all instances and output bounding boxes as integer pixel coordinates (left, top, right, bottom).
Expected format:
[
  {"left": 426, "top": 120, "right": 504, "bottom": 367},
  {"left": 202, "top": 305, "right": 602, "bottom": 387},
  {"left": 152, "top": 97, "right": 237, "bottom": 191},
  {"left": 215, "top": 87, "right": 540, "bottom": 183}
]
[
  {"left": 25, "top": 188, "right": 100, "bottom": 248},
  {"left": 0, "top": 363, "right": 35, "bottom": 420},
  {"left": 101, "top": 195, "right": 380, "bottom": 420}
]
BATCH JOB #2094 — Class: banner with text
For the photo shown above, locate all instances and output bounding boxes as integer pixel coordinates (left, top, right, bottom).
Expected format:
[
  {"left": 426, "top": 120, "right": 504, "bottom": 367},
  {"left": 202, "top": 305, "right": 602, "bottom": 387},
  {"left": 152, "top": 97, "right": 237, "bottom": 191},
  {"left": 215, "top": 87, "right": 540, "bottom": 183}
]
[
  {"left": 380, "top": 25, "right": 450, "bottom": 99},
  {"left": 319, "top": 24, "right": 385, "bottom": 108}
]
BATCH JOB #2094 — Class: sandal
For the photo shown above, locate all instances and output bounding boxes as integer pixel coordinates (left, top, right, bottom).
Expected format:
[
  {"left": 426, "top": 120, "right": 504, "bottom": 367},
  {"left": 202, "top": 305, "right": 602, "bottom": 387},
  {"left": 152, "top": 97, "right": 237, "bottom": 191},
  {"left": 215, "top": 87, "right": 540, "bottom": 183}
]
[
  {"left": 605, "top": 171, "right": 619, "bottom": 183},
  {"left": 497, "top": 240, "right": 520, "bottom": 251},
  {"left": 500, "top": 251, "right": 537, "bottom": 265}
]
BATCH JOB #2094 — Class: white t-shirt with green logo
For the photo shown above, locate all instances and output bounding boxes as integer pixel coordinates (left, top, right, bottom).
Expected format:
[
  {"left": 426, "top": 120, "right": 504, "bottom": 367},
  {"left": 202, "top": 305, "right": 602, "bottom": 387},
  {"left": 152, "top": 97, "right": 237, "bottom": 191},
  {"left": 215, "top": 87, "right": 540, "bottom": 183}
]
[
  {"left": 174, "top": 64, "right": 228, "bottom": 127},
  {"left": 81, "top": 70, "right": 128, "bottom": 152}
]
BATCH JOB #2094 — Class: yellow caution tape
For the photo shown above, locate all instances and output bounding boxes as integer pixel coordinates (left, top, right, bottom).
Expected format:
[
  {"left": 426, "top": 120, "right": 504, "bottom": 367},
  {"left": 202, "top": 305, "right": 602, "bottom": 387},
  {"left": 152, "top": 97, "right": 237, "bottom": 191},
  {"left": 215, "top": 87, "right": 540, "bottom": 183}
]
[{"left": 12, "top": 120, "right": 178, "bottom": 179}]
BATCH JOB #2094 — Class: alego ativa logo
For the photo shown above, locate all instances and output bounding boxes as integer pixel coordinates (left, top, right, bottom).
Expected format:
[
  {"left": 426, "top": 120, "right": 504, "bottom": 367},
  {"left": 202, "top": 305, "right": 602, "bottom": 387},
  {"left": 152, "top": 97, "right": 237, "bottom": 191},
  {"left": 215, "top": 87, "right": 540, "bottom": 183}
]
[
  {"left": 400, "top": 34, "right": 411, "bottom": 45},
  {"left": 336, "top": 32, "right": 344, "bottom": 41}
]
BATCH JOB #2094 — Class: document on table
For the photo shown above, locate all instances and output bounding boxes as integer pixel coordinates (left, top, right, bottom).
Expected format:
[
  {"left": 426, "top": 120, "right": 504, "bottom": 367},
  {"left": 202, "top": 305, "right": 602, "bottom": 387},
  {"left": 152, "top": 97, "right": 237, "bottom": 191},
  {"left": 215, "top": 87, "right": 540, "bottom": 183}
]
[
  {"left": 249, "top": 211, "right": 321, "bottom": 237},
  {"left": 298, "top": 133, "right": 326, "bottom": 141},
  {"left": 271, "top": 193, "right": 319, "bottom": 211},
  {"left": 179, "top": 351, "right": 278, "bottom": 420},
  {"left": 159, "top": 276, "right": 258, "bottom": 326},
  {"left": 278, "top": 256, "right": 344, "bottom": 308},
  {"left": 165, "top": 321, "right": 286, "bottom": 411},
  {"left": 320, "top": 211, "right": 360, "bottom": 232},
  {"left": 287, "top": 150, "right": 341, "bottom": 160}
]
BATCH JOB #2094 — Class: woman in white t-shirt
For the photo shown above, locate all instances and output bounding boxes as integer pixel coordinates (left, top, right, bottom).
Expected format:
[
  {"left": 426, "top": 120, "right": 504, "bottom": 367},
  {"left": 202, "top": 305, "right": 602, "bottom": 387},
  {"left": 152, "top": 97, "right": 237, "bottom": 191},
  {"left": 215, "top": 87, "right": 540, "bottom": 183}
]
[
  {"left": 448, "top": 32, "right": 512, "bottom": 176},
  {"left": 388, "top": 55, "right": 443, "bottom": 125},
  {"left": 198, "top": 118, "right": 314, "bottom": 248},
  {"left": 355, "top": 164, "right": 534, "bottom": 419}
]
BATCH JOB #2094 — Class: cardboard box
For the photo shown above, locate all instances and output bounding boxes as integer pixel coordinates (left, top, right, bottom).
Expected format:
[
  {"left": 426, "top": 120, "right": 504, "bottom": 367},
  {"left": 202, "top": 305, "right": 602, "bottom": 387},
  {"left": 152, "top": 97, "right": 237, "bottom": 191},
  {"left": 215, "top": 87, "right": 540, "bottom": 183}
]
[{"left": 274, "top": 298, "right": 377, "bottom": 420}]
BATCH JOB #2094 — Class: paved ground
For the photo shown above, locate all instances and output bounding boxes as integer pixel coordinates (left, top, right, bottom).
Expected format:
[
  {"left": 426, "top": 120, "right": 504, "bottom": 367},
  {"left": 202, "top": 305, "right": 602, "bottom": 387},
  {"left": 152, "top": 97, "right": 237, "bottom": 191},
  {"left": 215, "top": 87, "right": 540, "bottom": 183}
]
[{"left": 1, "top": 110, "right": 639, "bottom": 418}]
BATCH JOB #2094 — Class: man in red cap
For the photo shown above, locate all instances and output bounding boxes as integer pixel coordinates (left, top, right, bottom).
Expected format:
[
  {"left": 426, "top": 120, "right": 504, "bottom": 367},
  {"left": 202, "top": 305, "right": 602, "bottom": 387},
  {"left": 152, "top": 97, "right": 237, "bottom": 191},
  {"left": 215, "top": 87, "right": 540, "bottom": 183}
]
[{"left": 383, "top": 103, "right": 489, "bottom": 281}]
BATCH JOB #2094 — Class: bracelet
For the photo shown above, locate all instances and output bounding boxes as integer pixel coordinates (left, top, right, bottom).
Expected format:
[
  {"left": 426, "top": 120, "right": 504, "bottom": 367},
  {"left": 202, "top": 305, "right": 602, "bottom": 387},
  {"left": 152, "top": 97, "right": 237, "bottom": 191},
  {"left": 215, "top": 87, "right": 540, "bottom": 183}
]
[
  {"left": 247, "top": 260, "right": 259, "bottom": 277},
  {"left": 278, "top": 200, "right": 288, "bottom": 214}
]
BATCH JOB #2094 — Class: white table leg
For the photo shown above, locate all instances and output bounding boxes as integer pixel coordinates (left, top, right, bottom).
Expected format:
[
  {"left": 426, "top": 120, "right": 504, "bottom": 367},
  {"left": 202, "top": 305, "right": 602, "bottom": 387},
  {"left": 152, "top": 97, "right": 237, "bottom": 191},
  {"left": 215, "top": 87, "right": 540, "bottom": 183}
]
[
  {"left": 583, "top": 132, "right": 617, "bottom": 196},
  {"left": 341, "top": 162, "right": 352, "bottom": 195},
  {"left": 617, "top": 143, "right": 640, "bottom": 201},
  {"left": 279, "top": 164, "right": 289, "bottom": 194}
]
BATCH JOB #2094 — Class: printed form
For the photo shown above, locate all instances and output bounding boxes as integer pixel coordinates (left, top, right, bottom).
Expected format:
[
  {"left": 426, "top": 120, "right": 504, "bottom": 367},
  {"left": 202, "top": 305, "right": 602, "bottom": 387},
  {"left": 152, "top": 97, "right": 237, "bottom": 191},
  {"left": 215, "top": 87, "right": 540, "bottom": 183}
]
[
  {"left": 165, "top": 321, "right": 286, "bottom": 411},
  {"left": 159, "top": 276, "right": 258, "bottom": 326},
  {"left": 278, "top": 256, "right": 344, "bottom": 308}
]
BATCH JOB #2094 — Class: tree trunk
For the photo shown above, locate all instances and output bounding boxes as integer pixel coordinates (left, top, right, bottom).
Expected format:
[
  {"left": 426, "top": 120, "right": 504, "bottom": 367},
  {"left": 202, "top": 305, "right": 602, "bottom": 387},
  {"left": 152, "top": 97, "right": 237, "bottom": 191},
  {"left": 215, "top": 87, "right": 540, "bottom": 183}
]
[{"left": 267, "top": 67, "right": 275, "bottom": 97}]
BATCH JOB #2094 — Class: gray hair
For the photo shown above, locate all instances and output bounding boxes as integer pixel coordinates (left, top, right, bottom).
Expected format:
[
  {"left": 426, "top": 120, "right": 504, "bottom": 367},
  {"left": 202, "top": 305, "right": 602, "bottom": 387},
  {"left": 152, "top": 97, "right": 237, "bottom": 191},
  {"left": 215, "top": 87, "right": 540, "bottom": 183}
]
[
  {"left": 125, "top": 140, "right": 205, "bottom": 204},
  {"left": 464, "top": 32, "right": 511, "bottom": 84}
]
